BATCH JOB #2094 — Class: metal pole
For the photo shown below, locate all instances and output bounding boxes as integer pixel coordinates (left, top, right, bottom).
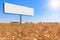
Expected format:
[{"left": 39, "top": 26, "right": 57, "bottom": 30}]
[{"left": 20, "top": 15, "right": 22, "bottom": 25}]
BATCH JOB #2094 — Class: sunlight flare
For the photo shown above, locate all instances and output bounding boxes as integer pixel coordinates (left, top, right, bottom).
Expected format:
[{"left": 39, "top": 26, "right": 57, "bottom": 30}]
[{"left": 48, "top": 0, "right": 60, "bottom": 10}]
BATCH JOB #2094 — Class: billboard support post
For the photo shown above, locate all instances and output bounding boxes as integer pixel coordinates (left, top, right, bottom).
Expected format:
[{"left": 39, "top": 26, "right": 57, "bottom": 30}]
[{"left": 20, "top": 15, "right": 22, "bottom": 25}]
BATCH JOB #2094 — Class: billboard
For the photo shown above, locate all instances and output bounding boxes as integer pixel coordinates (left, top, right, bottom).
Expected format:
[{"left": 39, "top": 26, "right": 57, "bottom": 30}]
[{"left": 4, "top": 2, "right": 34, "bottom": 16}]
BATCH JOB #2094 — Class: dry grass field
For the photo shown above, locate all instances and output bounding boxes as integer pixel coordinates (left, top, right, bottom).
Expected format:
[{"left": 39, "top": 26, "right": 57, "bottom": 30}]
[{"left": 0, "top": 23, "right": 60, "bottom": 40}]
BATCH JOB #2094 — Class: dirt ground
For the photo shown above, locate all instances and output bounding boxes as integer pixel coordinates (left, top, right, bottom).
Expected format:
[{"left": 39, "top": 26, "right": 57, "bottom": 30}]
[{"left": 0, "top": 23, "right": 60, "bottom": 40}]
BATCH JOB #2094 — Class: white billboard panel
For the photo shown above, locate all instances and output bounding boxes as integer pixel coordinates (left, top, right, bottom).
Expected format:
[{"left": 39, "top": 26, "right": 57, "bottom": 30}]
[{"left": 4, "top": 2, "right": 34, "bottom": 16}]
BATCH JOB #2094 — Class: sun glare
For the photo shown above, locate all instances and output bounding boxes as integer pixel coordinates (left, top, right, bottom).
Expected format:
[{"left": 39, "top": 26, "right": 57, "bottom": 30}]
[{"left": 48, "top": 0, "right": 60, "bottom": 10}]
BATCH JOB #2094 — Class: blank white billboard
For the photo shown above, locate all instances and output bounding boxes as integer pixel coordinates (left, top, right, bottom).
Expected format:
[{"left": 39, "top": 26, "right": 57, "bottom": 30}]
[{"left": 4, "top": 2, "right": 34, "bottom": 16}]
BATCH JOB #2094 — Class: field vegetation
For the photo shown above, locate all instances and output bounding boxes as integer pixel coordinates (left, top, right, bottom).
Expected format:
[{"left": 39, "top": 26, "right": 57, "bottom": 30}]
[{"left": 0, "top": 22, "right": 60, "bottom": 40}]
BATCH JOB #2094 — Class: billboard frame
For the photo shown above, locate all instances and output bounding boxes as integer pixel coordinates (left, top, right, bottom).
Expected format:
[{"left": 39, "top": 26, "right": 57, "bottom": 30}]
[{"left": 3, "top": 2, "right": 34, "bottom": 25}]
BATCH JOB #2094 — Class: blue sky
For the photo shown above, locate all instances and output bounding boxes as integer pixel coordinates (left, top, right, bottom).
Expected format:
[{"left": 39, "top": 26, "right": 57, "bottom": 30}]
[{"left": 0, "top": 0, "right": 60, "bottom": 23}]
